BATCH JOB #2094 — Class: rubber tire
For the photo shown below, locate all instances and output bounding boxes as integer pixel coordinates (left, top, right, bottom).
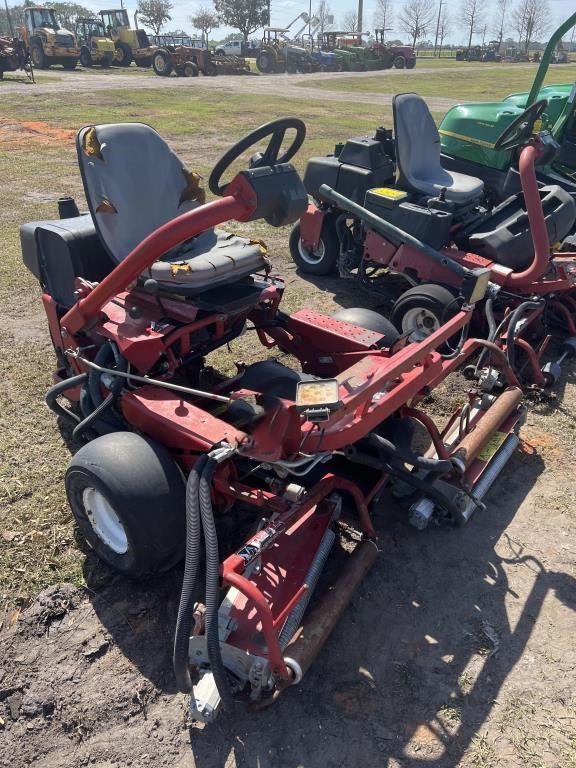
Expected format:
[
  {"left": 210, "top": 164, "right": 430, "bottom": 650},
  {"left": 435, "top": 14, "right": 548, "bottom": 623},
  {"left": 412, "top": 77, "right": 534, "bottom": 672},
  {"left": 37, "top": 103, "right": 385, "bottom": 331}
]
[
  {"left": 289, "top": 218, "right": 339, "bottom": 276},
  {"left": 100, "top": 54, "right": 113, "bottom": 68},
  {"left": 80, "top": 47, "right": 92, "bottom": 67},
  {"left": 332, "top": 308, "right": 400, "bottom": 348},
  {"left": 62, "top": 58, "right": 78, "bottom": 70},
  {"left": 153, "top": 50, "right": 173, "bottom": 76},
  {"left": 405, "top": 58, "right": 416, "bottom": 69},
  {"left": 115, "top": 41, "right": 132, "bottom": 67},
  {"left": 215, "top": 48, "right": 225, "bottom": 56},
  {"left": 183, "top": 61, "right": 199, "bottom": 77},
  {"left": 66, "top": 432, "right": 186, "bottom": 579},
  {"left": 391, "top": 284, "right": 458, "bottom": 335},
  {"left": 256, "top": 50, "right": 274, "bottom": 73},
  {"left": 394, "top": 55, "right": 406, "bottom": 69},
  {"left": 136, "top": 57, "right": 152, "bottom": 67},
  {"left": 31, "top": 41, "right": 48, "bottom": 69},
  {"left": 203, "top": 61, "right": 217, "bottom": 76}
]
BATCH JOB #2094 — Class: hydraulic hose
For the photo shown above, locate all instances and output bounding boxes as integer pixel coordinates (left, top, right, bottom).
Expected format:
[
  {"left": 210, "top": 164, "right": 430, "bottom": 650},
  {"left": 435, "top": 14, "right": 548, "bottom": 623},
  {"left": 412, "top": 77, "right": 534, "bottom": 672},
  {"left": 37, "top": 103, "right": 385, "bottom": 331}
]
[
  {"left": 505, "top": 299, "right": 544, "bottom": 373},
  {"left": 45, "top": 373, "right": 88, "bottom": 425},
  {"left": 367, "top": 434, "right": 454, "bottom": 474},
  {"left": 173, "top": 454, "right": 208, "bottom": 694},
  {"left": 200, "top": 458, "right": 235, "bottom": 711},
  {"left": 72, "top": 391, "right": 116, "bottom": 442}
]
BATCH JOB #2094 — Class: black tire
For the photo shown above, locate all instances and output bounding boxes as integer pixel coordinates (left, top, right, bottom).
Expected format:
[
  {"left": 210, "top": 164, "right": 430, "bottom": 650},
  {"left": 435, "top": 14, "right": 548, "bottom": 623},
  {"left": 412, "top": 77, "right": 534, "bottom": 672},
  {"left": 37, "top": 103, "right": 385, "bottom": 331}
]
[
  {"left": 66, "top": 432, "right": 186, "bottom": 579},
  {"left": 62, "top": 58, "right": 78, "bottom": 70},
  {"left": 256, "top": 50, "right": 275, "bottom": 73},
  {"left": 115, "top": 41, "right": 133, "bottom": 67},
  {"left": 215, "top": 48, "right": 225, "bottom": 55},
  {"left": 332, "top": 308, "right": 400, "bottom": 348},
  {"left": 80, "top": 47, "right": 92, "bottom": 67},
  {"left": 405, "top": 58, "right": 416, "bottom": 69},
  {"left": 136, "top": 56, "right": 152, "bottom": 67},
  {"left": 394, "top": 55, "right": 406, "bottom": 69},
  {"left": 31, "top": 41, "right": 48, "bottom": 69},
  {"left": 153, "top": 49, "right": 173, "bottom": 76},
  {"left": 391, "top": 284, "right": 458, "bottom": 337},
  {"left": 183, "top": 61, "right": 199, "bottom": 77},
  {"left": 289, "top": 218, "right": 339, "bottom": 276},
  {"left": 203, "top": 61, "right": 217, "bottom": 76},
  {"left": 100, "top": 53, "right": 113, "bottom": 68}
]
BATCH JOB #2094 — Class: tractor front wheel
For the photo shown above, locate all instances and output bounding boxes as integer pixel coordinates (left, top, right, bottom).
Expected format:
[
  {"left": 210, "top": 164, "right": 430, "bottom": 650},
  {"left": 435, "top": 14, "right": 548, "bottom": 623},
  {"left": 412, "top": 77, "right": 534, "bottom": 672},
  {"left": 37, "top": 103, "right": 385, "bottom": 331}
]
[
  {"left": 183, "top": 61, "right": 199, "bottom": 77},
  {"left": 114, "top": 41, "right": 133, "bottom": 67},
  {"left": 405, "top": 58, "right": 416, "bottom": 69},
  {"left": 30, "top": 41, "right": 48, "bottom": 69},
  {"left": 66, "top": 432, "right": 186, "bottom": 579},
  {"left": 256, "top": 50, "right": 275, "bottom": 73},
  {"left": 289, "top": 218, "right": 339, "bottom": 275},
  {"left": 100, "top": 53, "right": 113, "bottom": 68},
  {"left": 394, "top": 55, "right": 406, "bottom": 69},
  {"left": 152, "top": 49, "right": 173, "bottom": 76},
  {"left": 80, "top": 47, "right": 92, "bottom": 67}
]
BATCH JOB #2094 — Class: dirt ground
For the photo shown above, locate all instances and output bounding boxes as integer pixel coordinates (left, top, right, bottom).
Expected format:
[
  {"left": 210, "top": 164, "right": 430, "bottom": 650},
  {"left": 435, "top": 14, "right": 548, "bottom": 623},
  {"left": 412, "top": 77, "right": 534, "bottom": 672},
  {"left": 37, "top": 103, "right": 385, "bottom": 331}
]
[{"left": 1, "top": 76, "right": 576, "bottom": 768}]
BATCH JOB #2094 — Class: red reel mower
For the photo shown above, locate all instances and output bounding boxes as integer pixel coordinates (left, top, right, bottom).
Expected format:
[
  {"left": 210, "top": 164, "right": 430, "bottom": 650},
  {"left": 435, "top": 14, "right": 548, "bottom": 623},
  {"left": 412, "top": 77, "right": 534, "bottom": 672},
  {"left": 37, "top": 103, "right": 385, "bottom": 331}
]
[
  {"left": 293, "top": 97, "right": 576, "bottom": 390},
  {"left": 22, "top": 118, "right": 525, "bottom": 722}
]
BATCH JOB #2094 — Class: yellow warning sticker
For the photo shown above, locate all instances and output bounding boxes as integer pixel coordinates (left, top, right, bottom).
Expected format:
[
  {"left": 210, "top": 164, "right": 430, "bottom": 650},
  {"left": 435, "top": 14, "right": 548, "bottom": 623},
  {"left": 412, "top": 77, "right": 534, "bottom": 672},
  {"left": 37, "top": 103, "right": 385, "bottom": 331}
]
[
  {"left": 477, "top": 432, "right": 507, "bottom": 462},
  {"left": 370, "top": 187, "right": 408, "bottom": 200}
]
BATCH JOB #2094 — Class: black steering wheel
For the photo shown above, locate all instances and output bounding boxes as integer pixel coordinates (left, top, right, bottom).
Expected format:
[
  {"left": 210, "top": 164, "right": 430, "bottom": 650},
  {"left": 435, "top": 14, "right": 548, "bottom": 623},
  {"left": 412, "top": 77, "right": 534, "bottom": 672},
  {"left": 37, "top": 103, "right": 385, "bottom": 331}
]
[
  {"left": 493, "top": 99, "right": 547, "bottom": 152},
  {"left": 208, "top": 118, "right": 306, "bottom": 196}
]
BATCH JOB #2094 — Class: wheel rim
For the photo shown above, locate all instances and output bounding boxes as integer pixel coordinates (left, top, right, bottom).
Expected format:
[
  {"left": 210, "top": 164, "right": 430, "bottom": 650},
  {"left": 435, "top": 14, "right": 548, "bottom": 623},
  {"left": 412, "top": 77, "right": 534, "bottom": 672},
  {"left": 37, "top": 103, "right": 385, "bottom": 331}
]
[
  {"left": 401, "top": 307, "right": 440, "bottom": 336},
  {"left": 155, "top": 55, "right": 166, "bottom": 73},
  {"left": 82, "top": 488, "right": 128, "bottom": 554},
  {"left": 297, "top": 237, "right": 326, "bottom": 266}
]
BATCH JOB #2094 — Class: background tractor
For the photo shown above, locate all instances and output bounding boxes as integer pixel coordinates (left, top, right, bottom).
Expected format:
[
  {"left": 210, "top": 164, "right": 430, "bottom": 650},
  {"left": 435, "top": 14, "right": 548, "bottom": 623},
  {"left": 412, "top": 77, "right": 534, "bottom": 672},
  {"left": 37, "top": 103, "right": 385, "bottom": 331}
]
[
  {"left": 152, "top": 39, "right": 249, "bottom": 77},
  {"left": 21, "top": 6, "right": 79, "bottom": 70},
  {"left": 76, "top": 18, "right": 115, "bottom": 68},
  {"left": 99, "top": 8, "right": 155, "bottom": 67},
  {"left": 256, "top": 28, "right": 310, "bottom": 74},
  {"left": 373, "top": 30, "right": 416, "bottom": 69}
]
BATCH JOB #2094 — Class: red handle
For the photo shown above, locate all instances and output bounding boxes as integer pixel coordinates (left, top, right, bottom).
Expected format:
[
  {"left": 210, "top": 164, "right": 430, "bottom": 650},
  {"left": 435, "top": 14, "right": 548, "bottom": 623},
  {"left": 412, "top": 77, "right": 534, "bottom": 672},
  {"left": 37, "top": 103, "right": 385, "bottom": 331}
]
[{"left": 62, "top": 179, "right": 256, "bottom": 335}]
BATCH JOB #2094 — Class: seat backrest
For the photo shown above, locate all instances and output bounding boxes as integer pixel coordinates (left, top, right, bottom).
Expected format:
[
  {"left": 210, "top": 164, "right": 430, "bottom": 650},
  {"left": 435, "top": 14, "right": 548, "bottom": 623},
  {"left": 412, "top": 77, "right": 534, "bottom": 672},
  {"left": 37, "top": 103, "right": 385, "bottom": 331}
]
[
  {"left": 76, "top": 123, "right": 205, "bottom": 263},
  {"left": 393, "top": 93, "right": 442, "bottom": 191}
]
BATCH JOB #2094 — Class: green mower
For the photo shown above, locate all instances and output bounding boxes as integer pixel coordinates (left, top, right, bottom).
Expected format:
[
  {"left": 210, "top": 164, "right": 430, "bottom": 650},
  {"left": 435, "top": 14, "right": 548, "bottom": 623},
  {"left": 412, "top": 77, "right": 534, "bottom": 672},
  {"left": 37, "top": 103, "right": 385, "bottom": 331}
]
[{"left": 440, "top": 12, "right": 576, "bottom": 206}]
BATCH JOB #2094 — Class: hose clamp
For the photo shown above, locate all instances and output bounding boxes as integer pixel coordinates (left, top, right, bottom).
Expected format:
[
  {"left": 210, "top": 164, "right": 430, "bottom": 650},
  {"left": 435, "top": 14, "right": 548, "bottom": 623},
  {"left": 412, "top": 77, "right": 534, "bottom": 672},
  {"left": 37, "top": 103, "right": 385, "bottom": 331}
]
[{"left": 283, "top": 657, "right": 303, "bottom": 685}]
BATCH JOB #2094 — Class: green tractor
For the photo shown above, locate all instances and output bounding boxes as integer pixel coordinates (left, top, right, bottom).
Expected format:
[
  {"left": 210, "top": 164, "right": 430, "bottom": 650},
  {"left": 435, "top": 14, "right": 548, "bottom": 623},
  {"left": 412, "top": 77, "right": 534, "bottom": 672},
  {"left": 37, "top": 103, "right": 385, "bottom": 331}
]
[
  {"left": 439, "top": 12, "right": 576, "bottom": 202},
  {"left": 319, "top": 31, "right": 365, "bottom": 71}
]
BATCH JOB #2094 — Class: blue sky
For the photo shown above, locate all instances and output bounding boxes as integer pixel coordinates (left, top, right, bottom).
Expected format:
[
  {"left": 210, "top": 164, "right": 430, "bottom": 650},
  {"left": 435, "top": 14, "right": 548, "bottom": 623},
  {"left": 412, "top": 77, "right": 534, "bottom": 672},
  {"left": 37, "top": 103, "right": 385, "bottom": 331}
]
[{"left": 17, "top": 0, "right": 576, "bottom": 43}]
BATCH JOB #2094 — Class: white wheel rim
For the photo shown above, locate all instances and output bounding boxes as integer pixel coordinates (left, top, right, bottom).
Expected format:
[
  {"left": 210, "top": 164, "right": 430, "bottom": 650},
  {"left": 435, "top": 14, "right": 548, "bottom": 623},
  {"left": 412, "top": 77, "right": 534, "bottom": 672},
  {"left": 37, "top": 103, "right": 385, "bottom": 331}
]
[
  {"left": 297, "top": 237, "right": 326, "bottom": 266},
  {"left": 401, "top": 307, "right": 440, "bottom": 336},
  {"left": 82, "top": 488, "right": 128, "bottom": 554},
  {"left": 156, "top": 56, "right": 166, "bottom": 72}
]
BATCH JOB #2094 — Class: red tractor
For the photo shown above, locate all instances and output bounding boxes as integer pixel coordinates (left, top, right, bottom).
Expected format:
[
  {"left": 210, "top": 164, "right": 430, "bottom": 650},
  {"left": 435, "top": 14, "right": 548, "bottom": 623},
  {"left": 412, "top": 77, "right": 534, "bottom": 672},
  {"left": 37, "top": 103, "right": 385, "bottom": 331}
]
[
  {"left": 21, "top": 118, "right": 524, "bottom": 721},
  {"left": 373, "top": 30, "right": 416, "bottom": 69}
]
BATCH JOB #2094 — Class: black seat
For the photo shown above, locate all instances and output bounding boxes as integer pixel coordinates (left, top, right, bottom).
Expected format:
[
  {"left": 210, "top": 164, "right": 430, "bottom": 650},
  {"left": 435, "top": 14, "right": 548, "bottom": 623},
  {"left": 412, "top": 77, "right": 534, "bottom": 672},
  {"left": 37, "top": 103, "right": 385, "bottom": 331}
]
[
  {"left": 393, "top": 93, "right": 484, "bottom": 205},
  {"left": 76, "top": 123, "right": 268, "bottom": 294}
]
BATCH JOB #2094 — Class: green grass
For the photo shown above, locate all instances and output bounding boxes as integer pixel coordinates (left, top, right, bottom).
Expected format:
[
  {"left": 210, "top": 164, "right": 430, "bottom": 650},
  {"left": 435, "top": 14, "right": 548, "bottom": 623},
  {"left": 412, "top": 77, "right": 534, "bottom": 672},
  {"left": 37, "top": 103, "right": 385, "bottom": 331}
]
[{"left": 299, "top": 62, "right": 576, "bottom": 100}]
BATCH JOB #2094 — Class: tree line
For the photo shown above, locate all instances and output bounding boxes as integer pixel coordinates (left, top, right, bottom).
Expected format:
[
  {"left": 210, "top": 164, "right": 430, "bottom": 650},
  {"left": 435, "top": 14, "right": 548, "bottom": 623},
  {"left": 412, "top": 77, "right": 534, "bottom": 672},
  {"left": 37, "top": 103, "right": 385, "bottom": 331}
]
[{"left": 0, "top": 0, "right": 566, "bottom": 50}]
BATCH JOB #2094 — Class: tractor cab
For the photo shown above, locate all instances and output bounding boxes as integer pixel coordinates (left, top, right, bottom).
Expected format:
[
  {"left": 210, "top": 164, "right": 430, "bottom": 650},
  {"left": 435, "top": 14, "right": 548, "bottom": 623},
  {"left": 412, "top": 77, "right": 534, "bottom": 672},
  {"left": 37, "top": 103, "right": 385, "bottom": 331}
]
[
  {"left": 439, "top": 11, "right": 576, "bottom": 202},
  {"left": 99, "top": 9, "right": 153, "bottom": 66},
  {"left": 22, "top": 6, "right": 79, "bottom": 69},
  {"left": 76, "top": 18, "right": 115, "bottom": 67}
]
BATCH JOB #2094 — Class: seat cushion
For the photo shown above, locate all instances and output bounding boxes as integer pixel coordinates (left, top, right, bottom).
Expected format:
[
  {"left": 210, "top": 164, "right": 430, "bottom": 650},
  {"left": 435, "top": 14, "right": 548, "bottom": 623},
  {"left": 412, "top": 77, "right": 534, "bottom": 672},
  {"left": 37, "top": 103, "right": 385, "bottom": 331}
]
[
  {"left": 148, "top": 228, "right": 268, "bottom": 292},
  {"left": 393, "top": 93, "right": 484, "bottom": 205},
  {"left": 410, "top": 168, "right": 485, "bottom": 204}
]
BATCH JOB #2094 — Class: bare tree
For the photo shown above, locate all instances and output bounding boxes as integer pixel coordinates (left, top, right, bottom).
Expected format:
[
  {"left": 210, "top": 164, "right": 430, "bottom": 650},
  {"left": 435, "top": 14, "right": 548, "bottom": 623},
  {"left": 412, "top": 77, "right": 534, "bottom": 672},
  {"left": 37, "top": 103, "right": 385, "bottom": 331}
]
[
  {"left": 460, "top": 0, "right": 483, "bottom": 50},
  {"left": 398, "top": 0, "right": 434, "bottom": 49},
  {"left": 437, "top": 7, "right": 450, "bottom": 54},
  {"left": 493, "top": 0, "right": 508, "bottom": 47},
  {"left": 512, "top": 0, "right": 550, "bottom": 52},
  {"left": 315, "top": 0, "right": 333, "bottom": 34},
  {"left": 342, "top": 10, "right": 359, "bottom": 32},
  {"left": 374, "top": 0, "right": 394, "bottom": 36},
  {"left": 189, "top": 6, "right": 219, "bottom": 42}
]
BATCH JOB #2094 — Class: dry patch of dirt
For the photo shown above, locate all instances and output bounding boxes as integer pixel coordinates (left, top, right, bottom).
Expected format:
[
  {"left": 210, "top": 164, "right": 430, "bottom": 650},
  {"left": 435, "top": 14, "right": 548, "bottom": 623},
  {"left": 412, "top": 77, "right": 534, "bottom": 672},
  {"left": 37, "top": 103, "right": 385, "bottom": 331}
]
[{"left": 0, "top": 120, "right": 76, "bottom": 148}]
